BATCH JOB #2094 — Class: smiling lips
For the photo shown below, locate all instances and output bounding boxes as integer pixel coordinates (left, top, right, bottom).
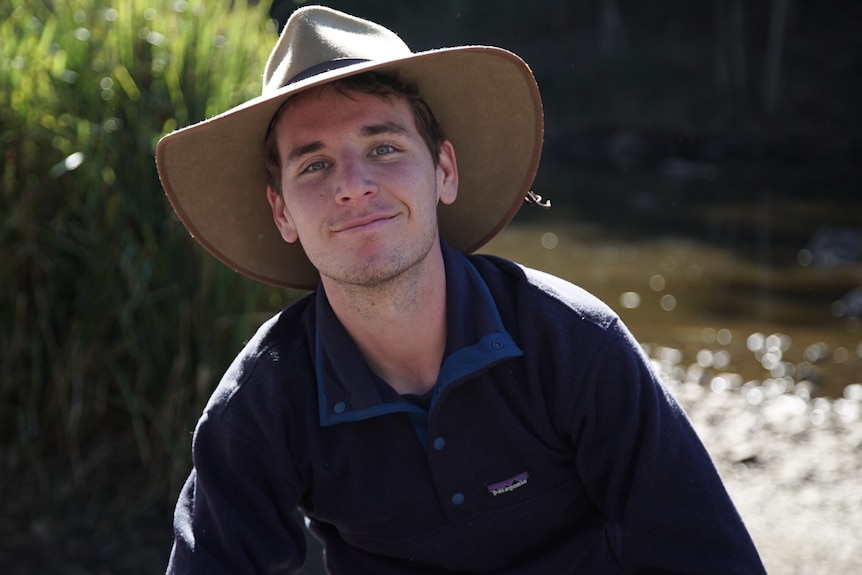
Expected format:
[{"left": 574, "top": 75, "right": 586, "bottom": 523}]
[{"left": 331, "top": 212, "right": 398, "bottom": 233}]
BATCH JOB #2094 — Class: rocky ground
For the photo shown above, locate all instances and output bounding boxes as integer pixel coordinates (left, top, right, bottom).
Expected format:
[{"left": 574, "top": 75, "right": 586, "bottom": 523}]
[{"left": 655, "top": 355, "right": 862, "bottom": 575}]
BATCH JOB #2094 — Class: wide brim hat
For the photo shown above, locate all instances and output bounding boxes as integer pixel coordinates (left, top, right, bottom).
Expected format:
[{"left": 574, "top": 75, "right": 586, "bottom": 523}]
[{"left": 155, "top": 5, "right": 543, "bottom": 290}]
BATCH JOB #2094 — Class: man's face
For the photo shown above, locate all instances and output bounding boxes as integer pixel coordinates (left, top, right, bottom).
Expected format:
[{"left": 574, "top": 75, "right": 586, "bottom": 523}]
[{"left": 267, "top": 87, "right": 458, "bottom": 288}]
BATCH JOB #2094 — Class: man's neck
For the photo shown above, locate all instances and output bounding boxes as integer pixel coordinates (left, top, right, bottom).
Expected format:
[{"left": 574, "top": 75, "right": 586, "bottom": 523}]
[{"left": 321, "top": 248, "right": 448, "bottom": 396}]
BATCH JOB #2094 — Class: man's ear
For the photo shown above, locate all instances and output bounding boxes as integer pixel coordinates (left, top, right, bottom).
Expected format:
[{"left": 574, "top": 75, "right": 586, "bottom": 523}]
[
  {"left": 436, "top": 140, "right": 458, "bottom": 206},
  {"left": 266, "top": 185, "right": 299, "bottom": 243}
]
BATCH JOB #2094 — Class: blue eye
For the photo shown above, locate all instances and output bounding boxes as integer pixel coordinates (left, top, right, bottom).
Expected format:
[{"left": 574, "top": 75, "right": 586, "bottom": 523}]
[
  {"left": 371, "top": 144, "right": 396, "bottom": 156},
  {"left": 304, "top": 160, "right": 328, "bottom": 173}
]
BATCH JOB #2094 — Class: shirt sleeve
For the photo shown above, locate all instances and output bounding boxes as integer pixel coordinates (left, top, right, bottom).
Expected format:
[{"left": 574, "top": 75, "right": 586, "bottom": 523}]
[
  {"left": 569, "top": 318, "right": 766, "bottom": 574},
  {"left": 166, "top": 391, "right": 308, "bottom": 574}
]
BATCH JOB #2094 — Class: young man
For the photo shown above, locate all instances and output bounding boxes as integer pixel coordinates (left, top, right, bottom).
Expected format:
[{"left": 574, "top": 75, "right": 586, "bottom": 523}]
[{"left": 156, "top": 6, "right": 766, "bottom": 574}]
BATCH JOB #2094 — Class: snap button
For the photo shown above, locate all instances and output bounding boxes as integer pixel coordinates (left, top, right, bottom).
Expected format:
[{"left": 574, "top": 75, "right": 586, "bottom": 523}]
[
  {"left": 333, "top": 401, "right": 346, "bottom": 414},
  {"left": 491, "top": 339, "right": 504, "bottom": 350},
  {"left": 451, "top": 493, "right": 465, "bottom": 505},
  {"left": 433, "top": 437, "right": 446, "bottom": 451}
]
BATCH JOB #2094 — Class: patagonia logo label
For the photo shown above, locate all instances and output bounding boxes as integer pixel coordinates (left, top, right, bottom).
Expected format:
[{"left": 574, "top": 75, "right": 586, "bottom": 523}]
[{"left": 486, "top": 471, "right": 529, "bottom": 496}]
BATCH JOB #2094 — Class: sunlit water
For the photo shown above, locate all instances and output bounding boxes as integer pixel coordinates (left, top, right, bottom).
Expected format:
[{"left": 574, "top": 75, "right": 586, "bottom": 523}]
[{"left": 483, "top": 222, "right": 862, "bottom": 399}]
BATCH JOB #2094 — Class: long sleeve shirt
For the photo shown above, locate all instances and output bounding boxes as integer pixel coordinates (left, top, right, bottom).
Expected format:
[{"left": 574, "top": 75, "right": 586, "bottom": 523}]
[{"left": 167, "top": 242, "right": 766, "bottom": 574}]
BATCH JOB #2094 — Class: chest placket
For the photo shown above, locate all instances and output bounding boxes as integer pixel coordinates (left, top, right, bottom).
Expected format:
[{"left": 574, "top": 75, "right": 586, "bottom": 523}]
[{"left": 423, "top": 418, "right": 475, "bottom": 520}]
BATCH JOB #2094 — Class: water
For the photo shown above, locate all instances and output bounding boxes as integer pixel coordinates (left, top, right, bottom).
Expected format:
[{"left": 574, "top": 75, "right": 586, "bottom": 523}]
[{"left": 483, "top": 221, "right": 862, "bottom": 399}]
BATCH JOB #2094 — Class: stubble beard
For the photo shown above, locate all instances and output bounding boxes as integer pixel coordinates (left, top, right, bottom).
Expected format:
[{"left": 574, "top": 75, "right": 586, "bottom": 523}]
[{"left": 312, "top": 208, "right": 442, "bottom": 301}]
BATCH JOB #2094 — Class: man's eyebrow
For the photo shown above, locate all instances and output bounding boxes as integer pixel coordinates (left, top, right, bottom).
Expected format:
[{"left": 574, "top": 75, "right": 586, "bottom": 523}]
[
  {"left": 287, "top": 141, "right": 325, "bottom": 163},
  {"left": 361, "top": 122, "right": 408, "bottom": 138},
  {"left": 285, "top": 123, "right": 408, "bottom": 163}
]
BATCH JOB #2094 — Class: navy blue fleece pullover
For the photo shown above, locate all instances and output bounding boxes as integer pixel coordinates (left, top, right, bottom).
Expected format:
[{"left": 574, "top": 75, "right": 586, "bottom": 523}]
[{"left": 167, "top": 243, "right": 765, "bottom": 574}]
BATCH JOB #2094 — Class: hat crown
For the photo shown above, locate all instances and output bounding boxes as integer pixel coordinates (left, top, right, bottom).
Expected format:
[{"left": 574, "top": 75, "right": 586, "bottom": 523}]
[{"left": 263, "top": 6, "right": 412, "bottom": 94}]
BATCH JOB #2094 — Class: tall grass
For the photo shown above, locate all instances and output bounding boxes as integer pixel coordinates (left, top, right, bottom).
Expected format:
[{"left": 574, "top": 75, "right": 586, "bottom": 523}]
[{"left": 0, "top": 0, "right": 297, "bottom": 546}]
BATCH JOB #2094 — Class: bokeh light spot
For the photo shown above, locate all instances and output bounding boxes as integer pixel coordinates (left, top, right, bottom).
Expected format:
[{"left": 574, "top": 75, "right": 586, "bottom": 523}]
[{"left": 620, "top": 291, "right": 641, "bottom": 309}]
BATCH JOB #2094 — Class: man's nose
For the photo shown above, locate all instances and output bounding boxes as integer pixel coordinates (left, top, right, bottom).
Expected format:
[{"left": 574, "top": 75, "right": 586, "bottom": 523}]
[{"left": 335, "top": 159, "right": 377, "bottom": 204}]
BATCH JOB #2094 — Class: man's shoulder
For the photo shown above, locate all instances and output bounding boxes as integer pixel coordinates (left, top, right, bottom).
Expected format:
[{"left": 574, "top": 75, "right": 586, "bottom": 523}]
[
  {"left": 202, "top": 292, "right": 317, "bottom": 415},
  {"left": 468, "top": 253, "right": 619, "bottom": 331},
  {"left": 252, "top": 291, "right": 317, "bottom": 350}
]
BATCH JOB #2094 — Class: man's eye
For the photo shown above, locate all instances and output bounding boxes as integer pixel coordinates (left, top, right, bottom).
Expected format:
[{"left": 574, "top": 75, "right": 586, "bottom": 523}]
[
  {"left": 371, "top": 144, "right": 396, "bottom": 156},
  {"left": 303, "top": 161, "right": 328, "bottom": 173}
]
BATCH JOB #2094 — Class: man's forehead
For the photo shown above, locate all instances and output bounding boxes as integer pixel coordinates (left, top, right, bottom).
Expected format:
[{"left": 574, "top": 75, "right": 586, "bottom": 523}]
[
  {"left": 280, "top": 82, "right": 401, "bottom": 118},
  {"left": 275, "top": 86, "right": 411, "bottom": 138}
]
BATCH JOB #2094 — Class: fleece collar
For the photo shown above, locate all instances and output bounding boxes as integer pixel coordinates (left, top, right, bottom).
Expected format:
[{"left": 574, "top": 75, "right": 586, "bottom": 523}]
[{"left": 314, "top": 242, "right": 522, "bottom": 427}]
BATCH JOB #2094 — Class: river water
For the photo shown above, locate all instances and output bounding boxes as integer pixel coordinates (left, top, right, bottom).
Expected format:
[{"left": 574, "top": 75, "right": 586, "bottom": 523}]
[{"left": 481, "top": 164, "right": 862, "bottom": 399}]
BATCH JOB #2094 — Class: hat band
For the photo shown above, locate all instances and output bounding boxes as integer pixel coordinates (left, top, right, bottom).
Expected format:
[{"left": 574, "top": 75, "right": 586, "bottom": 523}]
[{"left": 286, "top": 58, "right": 371, "bottom": 86}]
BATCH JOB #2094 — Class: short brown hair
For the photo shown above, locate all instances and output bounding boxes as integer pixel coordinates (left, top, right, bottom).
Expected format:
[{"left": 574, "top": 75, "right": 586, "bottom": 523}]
[{"left": 264, "top": 72, "right": 447, "bottom": 194}]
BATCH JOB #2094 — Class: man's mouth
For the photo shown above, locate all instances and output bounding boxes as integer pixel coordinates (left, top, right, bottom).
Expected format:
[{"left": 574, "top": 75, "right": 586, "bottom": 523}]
[{"left": 332, "top": 212, "right": 397, "bottom": 233}]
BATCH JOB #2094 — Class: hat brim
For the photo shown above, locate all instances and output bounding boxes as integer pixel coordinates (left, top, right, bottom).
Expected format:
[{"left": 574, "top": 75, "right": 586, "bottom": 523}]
[{"left": 155, "top": 46, "right": 543, "bottom": 290}]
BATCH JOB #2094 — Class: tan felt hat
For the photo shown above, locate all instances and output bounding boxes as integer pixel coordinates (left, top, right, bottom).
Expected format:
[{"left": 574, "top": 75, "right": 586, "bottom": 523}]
[{"left": 155, "top": 5, "right": 544, "bottom": 290}]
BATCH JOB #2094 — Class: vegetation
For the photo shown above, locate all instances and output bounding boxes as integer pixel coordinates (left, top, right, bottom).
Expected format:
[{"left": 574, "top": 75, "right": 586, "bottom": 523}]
[{"left": 0, "top": 0, "right": 296, "bottom": 567}]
